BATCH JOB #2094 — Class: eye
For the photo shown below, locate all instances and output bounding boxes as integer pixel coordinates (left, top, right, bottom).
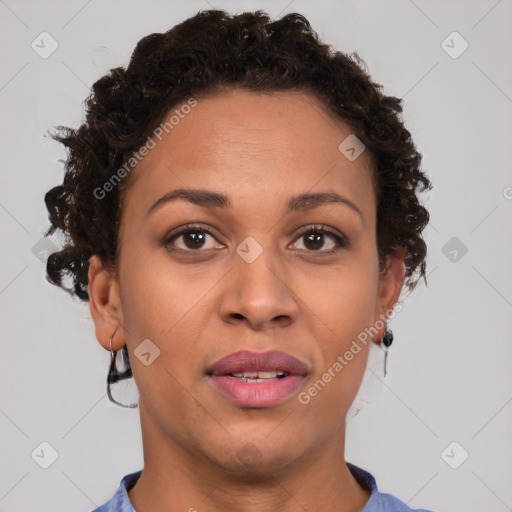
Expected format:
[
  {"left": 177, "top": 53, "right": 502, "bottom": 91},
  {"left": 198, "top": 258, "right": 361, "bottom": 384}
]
[
  {"left": 163, "top": 223, "right": 349, "bottom": 255},
  {"left": 163, "top": 224, "right": 224, "bottom": 252},
  {"left": 290, "top": 225, "right": 349, "bottom": 253}
]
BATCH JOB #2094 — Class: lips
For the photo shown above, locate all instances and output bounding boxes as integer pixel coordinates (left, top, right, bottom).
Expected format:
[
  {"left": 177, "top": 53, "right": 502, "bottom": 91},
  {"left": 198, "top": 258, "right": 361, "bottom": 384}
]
[
  {"left": 207, "top": 350, "right": 308, "bottom": 376},
  {"left": 206, "top": 350, "right": 309, "bottom": 408}
]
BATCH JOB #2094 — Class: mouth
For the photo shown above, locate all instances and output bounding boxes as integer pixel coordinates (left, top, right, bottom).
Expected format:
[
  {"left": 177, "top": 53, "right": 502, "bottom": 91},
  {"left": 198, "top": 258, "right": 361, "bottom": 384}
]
[
  {"left": 206, "top": 350, "right": 309, "bottom": 408},
  {"left": 228, "top": 369, "right": 288, "bottom": 382}
]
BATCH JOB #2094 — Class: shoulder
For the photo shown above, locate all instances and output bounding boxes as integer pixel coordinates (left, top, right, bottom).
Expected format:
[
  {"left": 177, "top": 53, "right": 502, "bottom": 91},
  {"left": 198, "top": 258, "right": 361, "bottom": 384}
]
[
  {"left": 347, "top": 462, "right": 436, "bottom": 512},
  {"left": 90, "top": 470, "right": 142, "bottom": 512}
]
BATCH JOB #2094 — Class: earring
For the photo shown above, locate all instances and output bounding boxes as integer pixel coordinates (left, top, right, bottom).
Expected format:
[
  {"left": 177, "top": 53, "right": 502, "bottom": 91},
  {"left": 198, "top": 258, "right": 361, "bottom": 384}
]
[
  {"left": 382, "top": 328, "right": 393, "bottom": 348},
  {"left": 109, "top": 327, "right": 117, "bottom": 359},
  {"left": 381, "top": 328, "right": 393, "bottom": 377},
  {"left": 107, "top": 327, "right": 138, "bottom": 408}
]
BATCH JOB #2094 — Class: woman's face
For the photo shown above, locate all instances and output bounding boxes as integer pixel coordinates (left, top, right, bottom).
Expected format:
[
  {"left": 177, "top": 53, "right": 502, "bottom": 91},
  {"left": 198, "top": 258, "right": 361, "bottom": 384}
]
[{"left": 90, "top": 89, "right": 404, "bottom": 474}]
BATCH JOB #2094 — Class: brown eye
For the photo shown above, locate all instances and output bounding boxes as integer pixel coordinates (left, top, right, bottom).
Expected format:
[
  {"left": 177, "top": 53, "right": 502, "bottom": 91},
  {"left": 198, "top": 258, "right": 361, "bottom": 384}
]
[
  {"left": 291, "top": 226, "right": 349, "bottom": 253},
  {"left": 179, "top": 230, "right": 207, "bottom": 249},
  {"left": 164, "top": 225, "right": 224, "bottom": 252},
  {"left": 303, "top": 232, "right": 328, "bottom": 251}
]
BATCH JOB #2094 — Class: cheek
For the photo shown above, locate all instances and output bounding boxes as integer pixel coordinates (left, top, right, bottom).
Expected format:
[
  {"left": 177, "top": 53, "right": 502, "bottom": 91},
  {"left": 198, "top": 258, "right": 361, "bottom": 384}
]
[
  {"left": 304, "top": 258, "right": 379, "bottom": 346},
  {"left": 298, "top": 342, "right": 370, "bottom": 439},
  {"left": 118, "top": 242, "right": 206, "bottom": 338},
  {"left": 117, "top": 249, "right": 215, "bottom": 391},
  {"left": 117, "top": 261, "right": 204, "bottom": 426},
  {"left": 318, "top": 285, "right": 374, "bottom": 394},
  {"left": 296, "top": 257, "right": 378, "bottom": 417}
]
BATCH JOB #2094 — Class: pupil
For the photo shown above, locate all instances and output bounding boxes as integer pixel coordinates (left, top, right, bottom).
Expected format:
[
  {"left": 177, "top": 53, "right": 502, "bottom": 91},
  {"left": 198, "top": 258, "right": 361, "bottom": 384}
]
[
  {"left": 184, "top": 231, "right": 205, "bottom": 249},
  {"left": 181, "top": 231, "right": 325, "bottom": 250},
  {"left": 305, "top": 232, "right": 323, "bottom": 250}
]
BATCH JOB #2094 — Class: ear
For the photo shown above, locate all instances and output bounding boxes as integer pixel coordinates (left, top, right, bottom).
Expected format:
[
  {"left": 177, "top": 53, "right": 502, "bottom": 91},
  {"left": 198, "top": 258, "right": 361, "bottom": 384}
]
[
  {"left": 372, "top": 247, "right": 406, "bottom": 344},
  {"left": 88, "top": 254, "right": 124, "bottom": 351}
]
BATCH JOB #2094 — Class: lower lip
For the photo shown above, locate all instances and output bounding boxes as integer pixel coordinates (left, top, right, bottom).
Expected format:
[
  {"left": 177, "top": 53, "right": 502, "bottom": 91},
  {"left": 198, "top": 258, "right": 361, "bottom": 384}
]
[{"left": 209, "top": 375, "right": 305, "bottom": 408}]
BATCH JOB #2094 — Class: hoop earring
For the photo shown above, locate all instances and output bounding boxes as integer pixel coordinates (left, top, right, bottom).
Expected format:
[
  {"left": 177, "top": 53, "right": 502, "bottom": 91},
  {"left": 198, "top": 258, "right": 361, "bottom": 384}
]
[
  {"left": 107, "top": 327, "right": 138, "bottom": 408},
  {"left": 381, "top": 328, "right": 393, "bottom": 377}
]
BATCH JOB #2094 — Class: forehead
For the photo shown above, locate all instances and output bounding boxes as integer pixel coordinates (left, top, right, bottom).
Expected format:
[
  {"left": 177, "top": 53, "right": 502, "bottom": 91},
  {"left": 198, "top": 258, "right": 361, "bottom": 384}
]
[{"left": 123, "top": 89, "right": 375, "bottom": 219}]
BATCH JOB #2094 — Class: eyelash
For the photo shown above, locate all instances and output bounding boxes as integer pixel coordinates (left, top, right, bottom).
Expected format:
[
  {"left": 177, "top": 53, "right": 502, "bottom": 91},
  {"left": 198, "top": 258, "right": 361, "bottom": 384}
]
[{"left": 162, "top": 223, "right": 349, "bottom": 255}]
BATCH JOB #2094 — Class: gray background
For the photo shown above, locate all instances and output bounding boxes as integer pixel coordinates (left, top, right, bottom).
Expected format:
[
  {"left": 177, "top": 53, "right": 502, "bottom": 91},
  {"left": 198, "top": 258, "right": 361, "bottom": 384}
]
[{"left": 1, "top": 0, "right": 511, "bottom": 510}]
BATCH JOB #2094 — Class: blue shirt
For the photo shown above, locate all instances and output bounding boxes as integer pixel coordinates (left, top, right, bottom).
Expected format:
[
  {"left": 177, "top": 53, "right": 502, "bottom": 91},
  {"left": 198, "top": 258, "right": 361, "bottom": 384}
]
[{"left": 91, "top": 462, "right": 434, "bottom": 511}]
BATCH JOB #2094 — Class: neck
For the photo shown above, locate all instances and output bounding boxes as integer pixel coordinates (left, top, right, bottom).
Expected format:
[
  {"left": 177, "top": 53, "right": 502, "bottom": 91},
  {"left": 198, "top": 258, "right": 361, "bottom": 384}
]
[{"left": 128, "top": 404, "right": 370, "bottom": 512}]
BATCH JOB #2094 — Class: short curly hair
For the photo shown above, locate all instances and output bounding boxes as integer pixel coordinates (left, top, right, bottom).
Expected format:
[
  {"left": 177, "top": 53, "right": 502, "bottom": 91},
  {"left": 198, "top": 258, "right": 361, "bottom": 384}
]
[{"left": 45, "top": 9, "right": 431, "bottom": 302}]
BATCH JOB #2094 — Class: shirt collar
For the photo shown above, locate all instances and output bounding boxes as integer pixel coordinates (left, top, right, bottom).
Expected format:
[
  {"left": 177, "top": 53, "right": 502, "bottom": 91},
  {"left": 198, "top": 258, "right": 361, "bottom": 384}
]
[{"left": 346, "top": 462, "right": 382, "bottom": 511}]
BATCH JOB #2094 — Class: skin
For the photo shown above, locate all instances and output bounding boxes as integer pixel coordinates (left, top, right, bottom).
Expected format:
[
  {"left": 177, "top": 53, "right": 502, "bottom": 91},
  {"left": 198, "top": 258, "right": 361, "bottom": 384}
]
[{"left": 88, "top": 89, "right": 405, "bottom": 512}]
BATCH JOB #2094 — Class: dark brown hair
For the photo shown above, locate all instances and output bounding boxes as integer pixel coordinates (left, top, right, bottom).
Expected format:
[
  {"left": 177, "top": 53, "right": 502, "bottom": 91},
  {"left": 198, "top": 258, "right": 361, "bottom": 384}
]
[{"left": 45, "top": 9, "right": 431, "bottom": 302}]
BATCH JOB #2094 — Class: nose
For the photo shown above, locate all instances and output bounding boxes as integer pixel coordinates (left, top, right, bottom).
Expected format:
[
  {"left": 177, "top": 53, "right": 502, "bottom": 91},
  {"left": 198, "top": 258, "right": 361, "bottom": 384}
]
[{"left": 218, "top": 246, "right": 300, "bottom": 332}]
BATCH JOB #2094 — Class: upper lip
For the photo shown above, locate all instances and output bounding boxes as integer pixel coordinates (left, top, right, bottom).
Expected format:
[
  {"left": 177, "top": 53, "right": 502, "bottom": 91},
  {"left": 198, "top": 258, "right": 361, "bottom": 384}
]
[{"left": 206, "top": 350, "right": 309, "bottom": 377}]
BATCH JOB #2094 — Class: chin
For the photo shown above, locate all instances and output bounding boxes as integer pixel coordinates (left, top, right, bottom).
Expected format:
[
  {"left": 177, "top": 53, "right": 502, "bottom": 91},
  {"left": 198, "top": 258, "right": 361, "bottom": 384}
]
[
  {"left": 203, "top": 434, "right": 308, "bottom": 478},
  {"left": 221, "top": 451, "right": 297, "bottom": 479}
]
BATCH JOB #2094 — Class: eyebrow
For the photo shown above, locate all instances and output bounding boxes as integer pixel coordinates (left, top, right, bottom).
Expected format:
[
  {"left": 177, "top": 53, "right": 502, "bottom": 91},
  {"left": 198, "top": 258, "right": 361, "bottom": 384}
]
[{"left": 146, "top": 188, "right": 364, "bottom": 224}]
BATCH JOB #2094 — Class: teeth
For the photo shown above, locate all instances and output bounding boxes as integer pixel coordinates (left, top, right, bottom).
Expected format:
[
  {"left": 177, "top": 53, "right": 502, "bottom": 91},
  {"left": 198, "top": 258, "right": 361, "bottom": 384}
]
[
  {"left": 257, "top": 370, "right": 277, "bottom": 379},
  {"left": 230, "top": 370, "right": 287, "bottom": 379}
]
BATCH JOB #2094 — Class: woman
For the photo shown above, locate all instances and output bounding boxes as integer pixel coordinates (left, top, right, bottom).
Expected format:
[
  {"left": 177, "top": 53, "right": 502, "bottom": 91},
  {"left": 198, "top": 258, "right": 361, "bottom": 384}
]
[{"left": 44, "top": 9, "right": 433, "bottom": 512}]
